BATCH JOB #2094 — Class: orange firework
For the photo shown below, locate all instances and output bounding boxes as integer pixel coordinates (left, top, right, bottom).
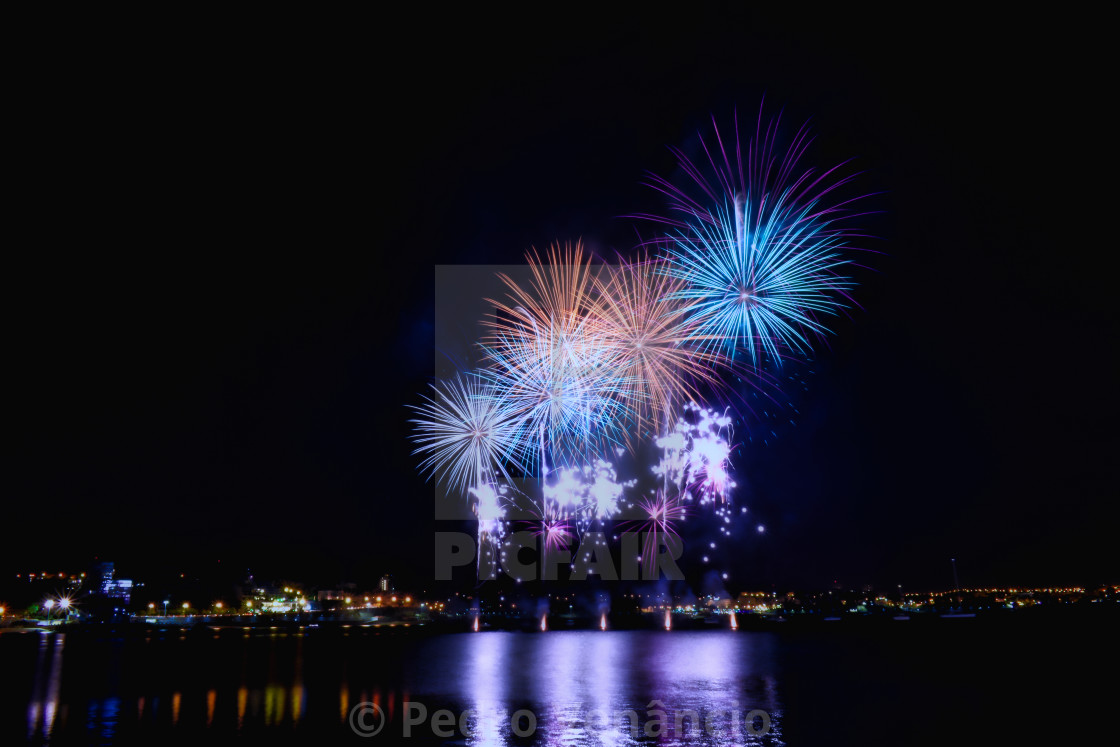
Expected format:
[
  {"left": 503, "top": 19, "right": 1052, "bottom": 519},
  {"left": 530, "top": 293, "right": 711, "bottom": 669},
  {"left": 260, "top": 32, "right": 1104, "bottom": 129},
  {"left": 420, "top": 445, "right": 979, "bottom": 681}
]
[
  {"left": 588, "top": 252, "right": 729, "bottom": 440},
  {"left": 482, "top": 241, "right": 630, "bottom": 470}
]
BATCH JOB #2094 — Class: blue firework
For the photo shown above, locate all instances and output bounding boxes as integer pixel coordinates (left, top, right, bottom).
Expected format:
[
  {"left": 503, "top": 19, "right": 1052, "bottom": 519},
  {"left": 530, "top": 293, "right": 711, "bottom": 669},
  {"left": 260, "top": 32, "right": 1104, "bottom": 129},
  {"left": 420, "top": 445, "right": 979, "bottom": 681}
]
[
  {"left": 664, "top": 194, "right": 855, "bottom": 364},
  {"left": 649, "top": 109, "right": 867, "bottom": 366}
]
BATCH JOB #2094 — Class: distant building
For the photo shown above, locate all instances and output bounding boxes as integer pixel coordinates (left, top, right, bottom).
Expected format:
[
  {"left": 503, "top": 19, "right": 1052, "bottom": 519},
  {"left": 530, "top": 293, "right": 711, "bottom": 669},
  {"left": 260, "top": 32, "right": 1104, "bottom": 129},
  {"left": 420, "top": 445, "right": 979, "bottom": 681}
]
[
  {"left": 104, "top": 579, "right": 133, "bottom": 603},
  {"left": 91, "top": 561, "right": 133, "bottom": 603},
  {"left": 318, "top": 590, "right": 351, "bottom": 602},
  {"left": 92, "top": 561, "right": 115, "bottom": 593},
  {"left": 736, "top": 591, "right": 774, "bottom": 611},
  {"left": 379, "top": 575, "right": 393, "bottom": 592}
]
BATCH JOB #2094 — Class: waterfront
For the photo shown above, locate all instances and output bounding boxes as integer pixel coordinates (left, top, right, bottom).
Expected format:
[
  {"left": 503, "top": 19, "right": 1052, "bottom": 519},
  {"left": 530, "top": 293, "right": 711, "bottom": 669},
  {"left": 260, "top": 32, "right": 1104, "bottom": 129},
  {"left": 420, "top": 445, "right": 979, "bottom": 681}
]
[{"left": 3, "top": 608, "right": 1113, "bottom": 745}]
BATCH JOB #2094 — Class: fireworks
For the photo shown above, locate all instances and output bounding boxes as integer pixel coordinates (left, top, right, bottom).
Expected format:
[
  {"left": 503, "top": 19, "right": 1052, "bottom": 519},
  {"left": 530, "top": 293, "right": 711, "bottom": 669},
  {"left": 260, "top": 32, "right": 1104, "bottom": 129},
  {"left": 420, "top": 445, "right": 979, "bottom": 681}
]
[
  {"left": 406, "top": 106, "right": 871, "bottom": 584},
  {"left": 530, "top": 508, "right": 575, "bottom": 556},
  {"left": 654, "top": 402, "right": 736, "bottom": 504},
  {"left": 633, "top": 490, "right": 687, "bottom": 540},
  {"left": 540, "top": 459, "right": 634, "bottom": 526},
  {"left": 662, "top": 196, "right": 855, "bottom": 365},
  {"left": 408, "top": 373, "right": 523, "bottom": 497},
  {"left": 483, "top": 241, "right": 633, "bottom": 472},
  {"left": 650, "top": 110, "right": 866, "bottom": 366},
  {"left": 588, "top": 252, "right": 729, "bottom": 437}
]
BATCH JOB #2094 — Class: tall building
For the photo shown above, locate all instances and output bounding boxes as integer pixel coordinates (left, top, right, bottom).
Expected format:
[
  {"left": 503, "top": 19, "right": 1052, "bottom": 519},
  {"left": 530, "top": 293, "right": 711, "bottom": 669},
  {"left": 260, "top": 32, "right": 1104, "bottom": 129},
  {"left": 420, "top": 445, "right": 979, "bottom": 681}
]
[
  {"left": 92, "top": 561, "right": 115, "bottom": 594},
  {"left": 379, "top": 575, "right": 393, "bottom": 592}
]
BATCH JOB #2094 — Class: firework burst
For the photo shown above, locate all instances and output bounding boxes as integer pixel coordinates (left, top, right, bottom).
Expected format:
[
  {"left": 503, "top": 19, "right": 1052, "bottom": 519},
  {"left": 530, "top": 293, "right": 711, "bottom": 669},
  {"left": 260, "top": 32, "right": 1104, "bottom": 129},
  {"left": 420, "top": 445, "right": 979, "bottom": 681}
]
[
  {"left": 588, "top": 251, "right": 730, "bottom": 439},
  {"left": 405, "top": 104, "right": 874, "bottom": 585},
  {"left": 622, "top": 490, "right": 688, "bottom": 576},
  {"left": 483, "top": 241, "right": 632, "bottom": 471},
  {"left": 408, "top": 372, "right": 524, "bottom": 496},
  {"left": 646, "top": 109, "right": 867, "bottom": 366},
  {"left": 526, "top": 503, "right": 575, "bottom": 556}
]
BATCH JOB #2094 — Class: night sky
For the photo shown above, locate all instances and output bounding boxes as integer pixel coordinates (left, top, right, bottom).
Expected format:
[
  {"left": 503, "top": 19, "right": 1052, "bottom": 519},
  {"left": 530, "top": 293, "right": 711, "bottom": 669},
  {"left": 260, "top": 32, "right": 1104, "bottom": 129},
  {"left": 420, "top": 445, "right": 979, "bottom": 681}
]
[{"left": 8, "top": 10, "right": 1115, "bottom": 593}]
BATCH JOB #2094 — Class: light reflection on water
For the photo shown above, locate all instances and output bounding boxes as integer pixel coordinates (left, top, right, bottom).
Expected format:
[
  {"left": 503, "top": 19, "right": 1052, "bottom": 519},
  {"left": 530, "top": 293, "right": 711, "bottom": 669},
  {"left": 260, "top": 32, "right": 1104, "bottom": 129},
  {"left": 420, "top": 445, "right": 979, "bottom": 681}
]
[
  {"left": 25, "top": 632, "right": 64, "bottom": 742},
  {"left": 11, "top": 628, "right": 784, "bottom": 745},
  {"left": 407, "top": 631, "right": 783, "bottom": 745}
]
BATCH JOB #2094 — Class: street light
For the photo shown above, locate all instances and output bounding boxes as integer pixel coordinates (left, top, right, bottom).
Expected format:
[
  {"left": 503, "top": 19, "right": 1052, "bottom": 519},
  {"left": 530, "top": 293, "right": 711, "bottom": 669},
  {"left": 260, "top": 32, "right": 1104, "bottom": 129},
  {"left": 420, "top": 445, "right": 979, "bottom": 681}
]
[{"left": 163, "top": 600, "right": 169, "bottom": 616}]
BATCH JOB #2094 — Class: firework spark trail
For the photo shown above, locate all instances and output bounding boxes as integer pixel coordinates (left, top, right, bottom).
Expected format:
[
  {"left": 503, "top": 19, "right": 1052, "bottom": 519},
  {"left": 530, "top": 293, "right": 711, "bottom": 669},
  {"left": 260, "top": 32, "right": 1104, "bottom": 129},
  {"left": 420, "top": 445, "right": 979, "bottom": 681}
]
[
  {"left": 653, "top": 402, "right": 736, "bottom": 504},
  {"left": 542, "top": 459, "right": 631, "bottom": 519},
  {"left": 538, "top": 459, "right": 634, "bottom": 558}
]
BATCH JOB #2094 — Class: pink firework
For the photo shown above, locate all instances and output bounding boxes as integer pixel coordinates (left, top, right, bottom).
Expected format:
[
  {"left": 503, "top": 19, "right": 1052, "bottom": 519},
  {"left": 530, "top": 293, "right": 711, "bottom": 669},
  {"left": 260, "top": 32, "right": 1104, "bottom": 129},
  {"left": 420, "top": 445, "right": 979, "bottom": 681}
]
[{"left": 624, "top": 490, "right": 689, "bottom": 575}]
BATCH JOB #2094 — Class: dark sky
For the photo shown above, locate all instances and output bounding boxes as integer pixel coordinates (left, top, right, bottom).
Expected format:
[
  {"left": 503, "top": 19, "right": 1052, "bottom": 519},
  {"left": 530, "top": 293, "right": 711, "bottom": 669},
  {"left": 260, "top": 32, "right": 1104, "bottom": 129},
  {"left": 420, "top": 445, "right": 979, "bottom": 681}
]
[{"left": 7, "top": 9, "right": 1115, "bottom": 592}]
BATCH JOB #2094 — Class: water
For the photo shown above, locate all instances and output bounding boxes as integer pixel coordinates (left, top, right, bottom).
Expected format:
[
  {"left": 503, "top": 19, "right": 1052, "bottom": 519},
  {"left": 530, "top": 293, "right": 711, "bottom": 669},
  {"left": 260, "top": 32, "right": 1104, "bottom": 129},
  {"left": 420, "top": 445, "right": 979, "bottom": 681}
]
[{"left": 2, "top": 613, "right": 1112, "bottom": 745}]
